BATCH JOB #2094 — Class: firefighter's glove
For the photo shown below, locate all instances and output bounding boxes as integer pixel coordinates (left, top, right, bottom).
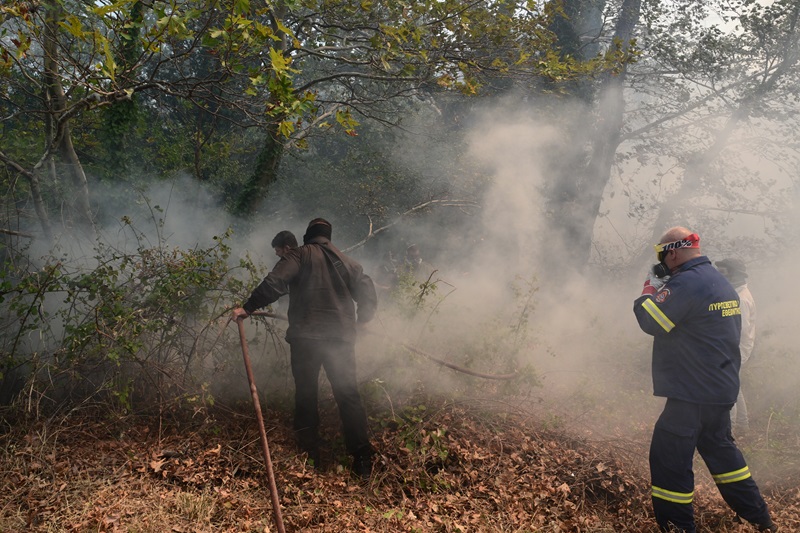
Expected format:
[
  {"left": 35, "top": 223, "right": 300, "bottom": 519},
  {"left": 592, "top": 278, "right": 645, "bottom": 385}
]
[{"left": 641, "top": 270, "right": 669, "bottom": 296}]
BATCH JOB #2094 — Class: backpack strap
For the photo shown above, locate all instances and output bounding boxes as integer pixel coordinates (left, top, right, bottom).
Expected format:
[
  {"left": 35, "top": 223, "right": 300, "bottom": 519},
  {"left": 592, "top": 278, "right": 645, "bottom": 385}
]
[{"left": 318, "top": 244, "right": 352, "bottom": 298}]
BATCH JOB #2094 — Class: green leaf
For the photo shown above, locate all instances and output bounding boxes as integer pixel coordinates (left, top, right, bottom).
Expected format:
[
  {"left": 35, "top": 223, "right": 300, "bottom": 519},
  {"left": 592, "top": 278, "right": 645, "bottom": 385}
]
[
  {"left": 278, "top": 120, "right": 295, "bottom": 137},
  {"left": 274, "top": 18, "right": 294, "bottom": 38},
  {"left": 92, "top": 0, "right": 135, "bottom": 17},
  {"left": 233, "top": 0, "right": 250, "bottom": 16},
  {"left": 269, "top": 47, "right": 292, "bottom": 74},
  {"left": 60, "top": 15, "right": 86, "bottom": 38},
  {"left": 102, "top": 37, "right": 117, "bottom": 81}
]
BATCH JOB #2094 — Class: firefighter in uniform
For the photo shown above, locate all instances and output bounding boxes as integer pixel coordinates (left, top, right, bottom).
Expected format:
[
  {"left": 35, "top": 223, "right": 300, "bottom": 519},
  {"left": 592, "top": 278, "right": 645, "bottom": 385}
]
[{"left": 633, "top": 227, "right": 776, "bottom": 532}]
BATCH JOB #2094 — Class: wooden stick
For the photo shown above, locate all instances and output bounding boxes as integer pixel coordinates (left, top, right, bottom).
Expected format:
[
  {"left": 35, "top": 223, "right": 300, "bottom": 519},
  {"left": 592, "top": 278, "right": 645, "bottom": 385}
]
[{"left": 235, "top": 318, "right": 286, "bottom": 533}]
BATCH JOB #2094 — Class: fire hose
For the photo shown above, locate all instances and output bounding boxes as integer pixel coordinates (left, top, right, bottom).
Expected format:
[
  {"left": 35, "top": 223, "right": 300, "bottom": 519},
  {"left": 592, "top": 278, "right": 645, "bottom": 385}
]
[{"left": 249, "top": 311, "right": 518, "bottom": 381}]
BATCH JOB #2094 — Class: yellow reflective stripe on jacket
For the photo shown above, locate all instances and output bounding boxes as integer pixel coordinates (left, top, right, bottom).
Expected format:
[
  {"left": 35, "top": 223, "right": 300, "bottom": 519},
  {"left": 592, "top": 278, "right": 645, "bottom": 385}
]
[
  {"left": 713, "top": 466, "right": 751, "bottom": 484},
  {"left": 652, "top": 485, "right": 693, "bottom": 504},
  {"left": 641, "top": 299, "right": 676, "bottom": 333}
]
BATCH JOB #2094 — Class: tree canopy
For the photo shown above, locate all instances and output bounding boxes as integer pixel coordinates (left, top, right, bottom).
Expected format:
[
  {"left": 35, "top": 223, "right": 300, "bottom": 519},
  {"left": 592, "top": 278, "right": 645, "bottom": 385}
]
[
  {"left": 1, "top": 0, "right": 800, "bottom": 415},
  {"left": 1, "top": 0, "right": 621, "bottom": 239}
]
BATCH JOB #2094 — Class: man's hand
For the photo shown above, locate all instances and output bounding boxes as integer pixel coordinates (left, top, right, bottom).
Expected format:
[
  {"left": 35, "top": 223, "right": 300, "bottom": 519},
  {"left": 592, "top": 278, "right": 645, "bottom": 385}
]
[
  {"left": 231, "top": 307, "right": 249, "bottom": 320},
  {"left": 642, "top": 270, "right": 670, "bottom": 296}
]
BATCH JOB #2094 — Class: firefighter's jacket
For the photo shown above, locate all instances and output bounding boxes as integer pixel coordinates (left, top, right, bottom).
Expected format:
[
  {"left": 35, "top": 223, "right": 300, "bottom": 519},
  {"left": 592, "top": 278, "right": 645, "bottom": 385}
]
[
  {"left": 633, "top": 256, "right": 742, "bottom": 405},
  {"left": 243, "top": 236, "right": 377, "bottom": 344}
]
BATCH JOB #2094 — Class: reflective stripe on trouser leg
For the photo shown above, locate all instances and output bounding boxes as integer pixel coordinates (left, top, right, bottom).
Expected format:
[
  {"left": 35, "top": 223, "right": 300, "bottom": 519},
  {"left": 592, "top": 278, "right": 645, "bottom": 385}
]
[
  {"left": 714, "top": 476, "right": 772, "bottom": 528},
  {"left": 712, "top": 466, "right": 751, "bottom": 484},
  {"left": 652, "top": 486, "right": 694, "bottom": 533},
  {"left": 650, "top": 400, "right": 700, "bottom": 532},
  {"left": 711, "top": 464, "right": 771, "bottom": 526},
  {"left": 651, "top": 489, "right": 695, "bottom": 532},
  {"left": 695, "top": 403, "right": 772, "bottom": 527},
  {"left": 652, "top": 486, "right": 693, "bottom": 504}
]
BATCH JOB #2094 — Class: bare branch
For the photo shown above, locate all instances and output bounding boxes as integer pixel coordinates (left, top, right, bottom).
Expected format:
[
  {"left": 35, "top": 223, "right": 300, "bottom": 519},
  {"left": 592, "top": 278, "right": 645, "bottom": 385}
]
[
  {"left": 0, "top": 228, "right": 35, "bottom": 239},
  {"left": 343, "top": 199, "right": 480, "bottom": 253}
]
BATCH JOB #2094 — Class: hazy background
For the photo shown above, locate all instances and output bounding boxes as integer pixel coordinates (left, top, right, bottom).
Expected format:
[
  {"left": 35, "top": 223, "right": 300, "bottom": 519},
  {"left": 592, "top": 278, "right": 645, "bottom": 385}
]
[
  {"left": 2, "top": 1, "right": 799, "bottom": 490},
  {"left": 70, "top": 91, "right": 794, "bottom": 457}
]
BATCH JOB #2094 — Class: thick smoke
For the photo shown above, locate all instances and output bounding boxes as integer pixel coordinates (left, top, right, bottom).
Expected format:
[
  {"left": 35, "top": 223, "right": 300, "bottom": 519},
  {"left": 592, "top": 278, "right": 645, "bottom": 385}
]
[
  {"left": 365, "top": 93, "right": 800, "bottom": 456},
  {"left": 6, "top": 86, "right": 799, "bottom": 468}
]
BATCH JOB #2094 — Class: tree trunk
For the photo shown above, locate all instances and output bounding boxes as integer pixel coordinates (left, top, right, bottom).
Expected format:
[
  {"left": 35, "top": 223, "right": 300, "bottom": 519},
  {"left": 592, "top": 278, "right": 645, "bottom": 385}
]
[
  {"left": 232, "top": 2, "right": 289, "bottom": 216},
  {"left": 0, "top": 151, "right": 53, "bottom": 241},
  {"left": 546, "top": 0, "right": 641, "bottom": 274},
  {"left": 100, "top": 1, "right": 143, "bottom": 177},
  {"left": 57, "top": 129, "right": 94, "bottom": 230},
  {"left": 44, "top": 0, "right": 94, "bottom": 232},
  {"left": 232, "top": 121, "right": 285, "bottom": 216},
  {"left": 548, "top": 0, "right": 607, "bottom": 103}
]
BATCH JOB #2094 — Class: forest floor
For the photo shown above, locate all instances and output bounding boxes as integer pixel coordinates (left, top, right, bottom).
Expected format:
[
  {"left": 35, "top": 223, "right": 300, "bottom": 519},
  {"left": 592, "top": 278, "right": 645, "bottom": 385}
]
[{"left": 1, "top": 394, "right": 800, "bottom": 532}]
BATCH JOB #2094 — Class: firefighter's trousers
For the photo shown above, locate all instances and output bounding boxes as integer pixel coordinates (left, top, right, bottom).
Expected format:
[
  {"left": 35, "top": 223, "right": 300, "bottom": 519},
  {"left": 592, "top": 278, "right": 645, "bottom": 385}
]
[{"left": 649, "top": 398, "right": 772, "bottom": 533}]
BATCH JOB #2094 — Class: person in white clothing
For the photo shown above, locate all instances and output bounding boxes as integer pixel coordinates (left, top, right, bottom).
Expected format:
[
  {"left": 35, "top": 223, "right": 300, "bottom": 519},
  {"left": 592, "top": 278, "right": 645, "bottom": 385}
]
[{"left": 716, "top": 258, "right": 756, "bottom": 433}]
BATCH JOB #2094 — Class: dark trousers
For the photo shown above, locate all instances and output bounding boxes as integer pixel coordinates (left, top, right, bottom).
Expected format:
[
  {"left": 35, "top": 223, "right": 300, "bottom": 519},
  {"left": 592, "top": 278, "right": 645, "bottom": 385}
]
[
  {"left": 289, "top": 338, "right": 371, "bottom": 457},
  {"left": 649, "top": 398, "right": 771, "bottom": 532}
]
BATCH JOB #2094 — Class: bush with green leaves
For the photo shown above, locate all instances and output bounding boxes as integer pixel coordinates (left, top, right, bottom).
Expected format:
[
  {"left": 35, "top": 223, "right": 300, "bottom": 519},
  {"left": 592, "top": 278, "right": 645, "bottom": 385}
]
[{"left": 0, "top": 223, "right": 275, "bottom": 415}]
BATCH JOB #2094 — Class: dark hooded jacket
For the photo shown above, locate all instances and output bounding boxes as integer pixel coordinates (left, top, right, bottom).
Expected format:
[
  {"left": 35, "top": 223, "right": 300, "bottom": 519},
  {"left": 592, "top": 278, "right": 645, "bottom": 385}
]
[{"left": 243, "top": 236, "right": 377, "bottom": 343}]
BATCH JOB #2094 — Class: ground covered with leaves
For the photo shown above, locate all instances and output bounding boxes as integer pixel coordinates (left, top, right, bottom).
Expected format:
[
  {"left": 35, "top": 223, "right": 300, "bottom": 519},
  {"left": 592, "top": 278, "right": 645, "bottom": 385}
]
[{"left": 2, "top": 397, "right": 800, "bottom": 532}]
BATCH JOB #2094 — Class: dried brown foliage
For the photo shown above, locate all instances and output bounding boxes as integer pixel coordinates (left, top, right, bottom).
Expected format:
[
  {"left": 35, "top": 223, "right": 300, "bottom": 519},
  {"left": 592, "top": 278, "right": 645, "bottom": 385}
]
[{"left": 1, "top": 398, "right": 799, "bottom": 532}]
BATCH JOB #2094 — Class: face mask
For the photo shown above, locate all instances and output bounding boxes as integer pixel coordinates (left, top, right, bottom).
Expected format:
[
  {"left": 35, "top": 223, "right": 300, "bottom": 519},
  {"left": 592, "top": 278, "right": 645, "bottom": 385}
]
[{"left": 652, "top": 262, "right": 671, "bottom": 278}]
